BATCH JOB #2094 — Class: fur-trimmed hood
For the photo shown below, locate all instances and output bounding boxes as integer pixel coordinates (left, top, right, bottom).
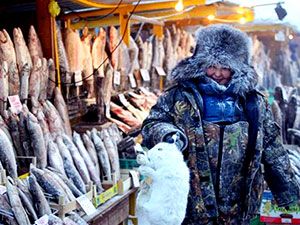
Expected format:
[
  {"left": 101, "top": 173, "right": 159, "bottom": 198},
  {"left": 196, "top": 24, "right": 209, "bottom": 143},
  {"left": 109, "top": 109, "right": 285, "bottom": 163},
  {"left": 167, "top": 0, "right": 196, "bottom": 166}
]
[{"left": 169, "top": 24, "right": 258, "bottom": 97}]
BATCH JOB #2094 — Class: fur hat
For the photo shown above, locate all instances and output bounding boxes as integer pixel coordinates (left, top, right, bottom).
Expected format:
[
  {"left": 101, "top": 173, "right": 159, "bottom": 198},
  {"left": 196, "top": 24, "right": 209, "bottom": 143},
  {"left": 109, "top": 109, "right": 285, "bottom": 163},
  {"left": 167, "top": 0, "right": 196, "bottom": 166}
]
[{"left": 169, "top": 24, "right": 257, "bottom": 96}]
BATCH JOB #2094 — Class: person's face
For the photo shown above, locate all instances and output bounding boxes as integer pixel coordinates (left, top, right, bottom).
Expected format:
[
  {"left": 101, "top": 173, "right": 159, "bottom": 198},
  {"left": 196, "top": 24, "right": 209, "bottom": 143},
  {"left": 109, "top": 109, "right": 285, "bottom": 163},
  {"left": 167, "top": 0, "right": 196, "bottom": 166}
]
[{"left": 206, "top": 66, "right": 232, "bottom": 85}]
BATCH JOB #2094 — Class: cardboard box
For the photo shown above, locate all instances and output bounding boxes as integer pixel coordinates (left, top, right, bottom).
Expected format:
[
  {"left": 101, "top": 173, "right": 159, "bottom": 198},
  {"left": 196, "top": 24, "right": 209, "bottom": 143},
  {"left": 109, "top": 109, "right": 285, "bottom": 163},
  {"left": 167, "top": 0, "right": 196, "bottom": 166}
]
[
  {"left": 260, "top": 191, "right": 300, "bottom": 224},
  {"left": 93, "top": 182, "right": 119, "bottom": 207}
]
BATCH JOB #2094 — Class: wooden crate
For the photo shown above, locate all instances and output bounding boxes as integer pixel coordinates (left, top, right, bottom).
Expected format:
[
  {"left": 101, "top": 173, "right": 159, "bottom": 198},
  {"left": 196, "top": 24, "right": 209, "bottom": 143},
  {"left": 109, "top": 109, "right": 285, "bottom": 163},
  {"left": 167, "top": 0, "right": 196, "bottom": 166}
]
[
  {"left": 50, "top": 183, "right": 94, "bottom": 219},
  {"left": 118, "top": 170, "right": 133, "bottom": 195},
  {"left": 93, "top": 182, "right": 119, "bottom": 208}
]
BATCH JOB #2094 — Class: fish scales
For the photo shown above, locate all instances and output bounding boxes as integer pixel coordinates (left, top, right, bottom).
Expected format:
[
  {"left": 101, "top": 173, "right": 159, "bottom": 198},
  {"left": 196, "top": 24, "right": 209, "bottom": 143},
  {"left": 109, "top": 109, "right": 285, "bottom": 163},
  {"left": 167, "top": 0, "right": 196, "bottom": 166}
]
[
  {"left": 99, "top": 129, "right": 120, "bottom": 181},
  {"left": 26, "top": 112, "right": 47, "bottom": 169},
  {"left": 91, "top": 129, "right": 111, "bottom": 181},
  {"left": 0, "top": 129, "right": 18, "bottom": 178},
  {"left": 73, "top": 131, "right": 103, "bottom": 192},
  {"left": 56, "top": 136, "right": 86, "bottom": 194},
  {"left": 47, "top": 140, "right": 66, "bottom": 176},
  {"left": 6, "top": 178, "right": 31, "bottom": 225},
  {"left": 28, "top": 174, "right": 51, "bottom": 218}
]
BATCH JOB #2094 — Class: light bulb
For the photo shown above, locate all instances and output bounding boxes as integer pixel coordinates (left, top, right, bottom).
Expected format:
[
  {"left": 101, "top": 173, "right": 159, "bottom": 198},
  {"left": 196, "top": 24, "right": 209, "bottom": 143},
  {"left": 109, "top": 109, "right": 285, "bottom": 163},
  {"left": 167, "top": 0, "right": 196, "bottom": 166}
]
[
  {"left": 289, "top": 34, "right": 294, "bottom": 40},
  {"left": 237, "top": 7, "right": 245, "bottom": 14},
  {"left": 208, "top": 15, "right": 215, "bottom": 21},
  {"left": 175, "top": 0, "right": 184, "bottom": 12},
  {"left": 239, "top": 17, "right": 246, "bottom": 24}
]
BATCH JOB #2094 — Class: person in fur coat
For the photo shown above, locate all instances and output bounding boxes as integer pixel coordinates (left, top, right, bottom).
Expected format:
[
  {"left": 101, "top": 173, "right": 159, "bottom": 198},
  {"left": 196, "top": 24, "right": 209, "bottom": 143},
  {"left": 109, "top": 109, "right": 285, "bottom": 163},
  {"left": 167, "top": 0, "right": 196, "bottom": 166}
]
[{"left": 141, "top": 24, "right": 300, "bottom": 225}]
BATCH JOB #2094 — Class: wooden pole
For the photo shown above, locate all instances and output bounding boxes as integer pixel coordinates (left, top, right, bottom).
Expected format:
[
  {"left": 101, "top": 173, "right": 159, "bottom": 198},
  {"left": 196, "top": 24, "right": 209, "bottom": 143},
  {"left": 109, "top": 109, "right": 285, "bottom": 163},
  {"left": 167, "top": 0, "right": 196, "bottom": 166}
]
[
  {"left": 36, "top": 0, "right": 54, "bottom": 59},
  {"left": 119, "top": 11, "right": 130, "bottom": 46}
]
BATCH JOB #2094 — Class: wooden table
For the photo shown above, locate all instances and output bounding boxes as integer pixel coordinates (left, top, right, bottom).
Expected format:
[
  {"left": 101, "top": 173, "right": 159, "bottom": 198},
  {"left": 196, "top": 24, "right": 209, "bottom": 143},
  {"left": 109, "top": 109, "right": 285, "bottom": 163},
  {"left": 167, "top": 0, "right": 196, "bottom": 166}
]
[{"left": 84, "top": 188, "right": 138, "bottom": 225}]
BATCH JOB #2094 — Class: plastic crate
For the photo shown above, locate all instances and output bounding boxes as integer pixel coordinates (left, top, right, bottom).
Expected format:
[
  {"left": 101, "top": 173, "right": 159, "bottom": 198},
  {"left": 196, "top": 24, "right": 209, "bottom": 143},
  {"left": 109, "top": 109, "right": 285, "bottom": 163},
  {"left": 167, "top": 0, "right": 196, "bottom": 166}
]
[
  {"left": 250, "top": 216, "right": 265, "bottom": 225},
  {"left": 119, "top": 159, "right": 139, "bottom": 169}
]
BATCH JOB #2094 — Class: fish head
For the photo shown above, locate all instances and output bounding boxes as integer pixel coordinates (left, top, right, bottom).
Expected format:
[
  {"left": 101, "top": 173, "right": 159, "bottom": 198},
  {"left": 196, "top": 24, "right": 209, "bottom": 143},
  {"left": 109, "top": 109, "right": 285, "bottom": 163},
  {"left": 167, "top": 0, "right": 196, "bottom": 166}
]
[
  {"left": 0, "top": 31, "right": 7, "bottom": 43},
  {"left": 28, "top": 25, "right": 38, "bottom": 42},
  {"left": 13, "top": 28, "right": 24, "bottom": 44}
]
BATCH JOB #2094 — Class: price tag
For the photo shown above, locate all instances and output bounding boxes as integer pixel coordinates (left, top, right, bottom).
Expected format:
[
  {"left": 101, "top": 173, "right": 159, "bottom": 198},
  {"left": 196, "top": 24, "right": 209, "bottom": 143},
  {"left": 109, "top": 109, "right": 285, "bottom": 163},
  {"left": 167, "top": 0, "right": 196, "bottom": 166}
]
[
  {"left": 128, "top": 73, "right": 137, "bottom": 88},
  {"left": 8, "top": 95, "right": 22, "bottom": 114},
  {"left": 0, "top": 185, "right": 6, "bottom": 195},
  {"left": 74, "top": 71, "right": 83, "bottom": 86},
  {"left": 129, "top": 170, "right": 140, "bottom": 188},
  {"left": 281, "top": 218, "right": 292, "bottom": 223},
  {"left": 140, "top": 69, "right": 150, "bottom": 82},
  {"left": 76, "top": 194, "right": 97, "bottom": 216},
  {"left": 113, "top": 71, "right": 121, "bottom": 85},
  {"left": 35, "top": 214, "right": 49, "bottom": 225},
  {"left": 155, "top": 66, "right": 166, "bottom": 76},
  {"left": 105, "top": 103, "right": 111, "bottom": 118},
  {"left": 275, "top": 31, "right": 285, "bottom": 42}
]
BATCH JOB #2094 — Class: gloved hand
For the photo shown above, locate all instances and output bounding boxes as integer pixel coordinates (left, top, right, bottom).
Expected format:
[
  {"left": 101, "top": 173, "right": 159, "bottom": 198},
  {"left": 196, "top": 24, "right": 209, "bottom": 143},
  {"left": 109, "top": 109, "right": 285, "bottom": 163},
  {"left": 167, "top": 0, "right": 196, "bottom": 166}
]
[{"left": 163, "top": 132, "right": 186, "bottom": 151}]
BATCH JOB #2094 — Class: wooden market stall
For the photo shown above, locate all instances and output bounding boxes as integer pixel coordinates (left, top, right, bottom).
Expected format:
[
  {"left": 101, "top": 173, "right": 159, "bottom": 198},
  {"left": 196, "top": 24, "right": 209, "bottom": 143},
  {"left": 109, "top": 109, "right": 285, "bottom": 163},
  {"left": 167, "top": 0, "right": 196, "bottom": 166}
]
[{"left": 0, "top": 1, "right": 257, "bottom": 225}]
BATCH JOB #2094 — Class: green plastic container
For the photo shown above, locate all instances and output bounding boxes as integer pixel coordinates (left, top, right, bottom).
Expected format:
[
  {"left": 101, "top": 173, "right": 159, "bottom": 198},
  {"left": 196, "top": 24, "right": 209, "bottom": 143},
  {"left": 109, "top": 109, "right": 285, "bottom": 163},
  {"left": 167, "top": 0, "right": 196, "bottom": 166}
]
[
  {"left": 250, "top": 216, "right": 265, "bottom": 225},
  {"left": 119, "top": 159, "right": 139, "bottom": 169}
]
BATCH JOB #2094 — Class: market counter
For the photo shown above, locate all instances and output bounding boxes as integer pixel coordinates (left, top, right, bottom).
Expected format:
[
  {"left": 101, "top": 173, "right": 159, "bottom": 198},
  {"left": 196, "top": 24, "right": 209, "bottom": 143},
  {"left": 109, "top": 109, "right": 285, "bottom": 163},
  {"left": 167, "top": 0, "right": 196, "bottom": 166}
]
[{"left": 84, "top": 188, "right": 138, "bottom": 225}]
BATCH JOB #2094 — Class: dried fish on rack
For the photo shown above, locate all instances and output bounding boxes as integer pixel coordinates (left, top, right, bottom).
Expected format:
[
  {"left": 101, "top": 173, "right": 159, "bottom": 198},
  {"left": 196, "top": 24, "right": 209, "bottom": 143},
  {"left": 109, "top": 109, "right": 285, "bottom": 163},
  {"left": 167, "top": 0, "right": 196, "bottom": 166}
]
[
  {"left": 18, "top": 107, "right": 33, "bottom": 157},
  {"left": 29, "top": 58, "right": 42, "bottom": 104},
  {"left": 47, "top": 59, "right": 56, "bottom": 99},
  {"left": 81, "top": 28, "right": 94, "bottom": 98},
  {"left": 145, "top": 35, "right": 154, "bottom": 71},
  {"left": 82, "top": 133, "right": 100, "bottom": 178},
  {"left": 102, "top": 64, "right": 114, "bottom": 117},
  {"left": 13, "top": 27, "right": 32, "bottom": 72},
  {"left": 54, "top": 87, "right": 72, "bottom": 137},
  {"left": 42, "top": 100, "right": 65, "bottom": 138},
  {"left": 118, "top": 41, "right": 130, "bottom": 91},
  {"left": 151, "top": 36, "right": 165, "bottom": 89},
  {"left": 39, "top": 58, "right": 49, "bottom": 101},
  {"left": 0, "top": 61, "right": 8, "bottom": 115},
  {"left": 56, "top": 136, "right": 86, "bottom": 194},
  {"left": 62, "top": 134, "right": 91, "bottom": 185},
  {"left": 6, "top": 110, "right": 23, "bottom": 157},
  {"left": 48, "top": 139, "right": 66, "bottom": 176},
  {"left": 6, "top": 177, "right": 31, "bottom": 225},
  {"left": 28, "top": 174, "right": 52, "bottom": 218},
  {"left": 91, "top": 129, "right": 111, "bottom": 181},
  {"left": 109, "top": 26, "right": 119, "bottom": 70},
  {"left": 30, "top": 166, "right": 70, "bottom": 203},
  {"left": 48, "top": 167, "right": 83, "bottom": 198},
  {"left": 108, "top": 117, "right": 131, "bottom": 133},
  {"left": 44, "top": 168, "right": 76, "bottom": 202},
  {"left": 128, "top": 36, "right": 140, "bottom": 82},
  {"left": 73, "top": 131, "right": 103, "bottom": 192},
  {"left": 99, "top": 129, "right": 120, "bottom": 181},
  {"left": 65, "top": 28, "right": 84, "bottom": 74},
  {"left": 28, "top": 25, "right": 43, "bottom": 63},
  {"left": 26, "top": 111, "right": 47, "bottom": 169},
  {"left": 110, "top": 102, "right": 141, "bottom": 127},
  {"left": 163, "top": 29, "right": 176, "bottom": 76},
  {"left": 0, "top": 129, "right": 17, "bottom": 178},
  {"left": 92, "top": 27, "right": 107, "bottom": 78},
  {"left": 57, "top": 25, "right": 71, "bottom": 89},
  {"left": 19, "top": 63, "right": 30, "bottom": 102},
  {"left": 17, "top": 187, "right": 38, "bottom": 222},
  {"left": 35, "top": 108, "right": 51, "bottom": 145},
  {"left": 0, "top": 193, "right": 16, "bottom": 224},
  {"left": 0, "top": 29, "right": 19, "bottom": 96}
]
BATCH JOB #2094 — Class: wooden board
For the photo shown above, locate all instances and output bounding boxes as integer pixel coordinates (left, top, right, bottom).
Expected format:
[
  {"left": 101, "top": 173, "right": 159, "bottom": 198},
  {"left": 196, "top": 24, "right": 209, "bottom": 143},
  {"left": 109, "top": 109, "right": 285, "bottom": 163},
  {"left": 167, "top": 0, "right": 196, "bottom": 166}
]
[{"left": 85, "top": 188, "right": 137, "bottom": 225}]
